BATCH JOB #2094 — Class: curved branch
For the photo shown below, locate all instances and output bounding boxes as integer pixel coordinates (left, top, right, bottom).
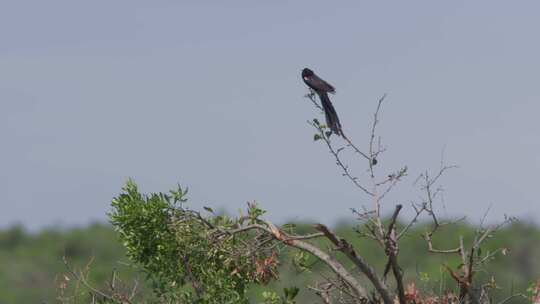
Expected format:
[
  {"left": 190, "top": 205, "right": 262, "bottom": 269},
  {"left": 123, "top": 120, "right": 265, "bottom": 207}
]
[
  {"left": 228, "top": 222, "right": 369, "bottom": 299},
  {"left": 315, "top": 224, "right": 393, "bottom": 304}
]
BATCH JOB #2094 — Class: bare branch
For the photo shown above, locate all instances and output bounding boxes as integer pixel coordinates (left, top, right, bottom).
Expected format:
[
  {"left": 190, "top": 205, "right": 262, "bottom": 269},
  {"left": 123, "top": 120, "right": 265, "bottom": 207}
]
[
  {"left": 308, "top": 283, "right": 333, "bottom": 304},
  {"left": 62, "top": 256, "right": 122, "bottom": 303},
  {"left": 224, "top": 222, "right": 369, "bottom": 299},
  {"left": 368, "top": 94, "right": 387, "bottom": 178},
  {"left": 305, "top": 90, "right": 324, "bottom": 112},
  {"left": 383, "top": 205, "right": 406, "bottom": 304},
  {"left": 397, "top": 202, "right": 426, "bottom": 240},
  {"left": 497, "top": 293, "right": 527, "bottom": 304},
  {"left": 378, "top": 167, "right": 408, "bottom": 202},
  {"left": 342, "top": 135, "right": 371, "bottom": 162},
  {"left": 310, "top": 120, "right": 373, "bottom": 196},
  {"left": 305, "top": 90, "right": 371, "bottom": 162},
  {"left": 315, "top": 224, "right": 392, "bottom": 304}
]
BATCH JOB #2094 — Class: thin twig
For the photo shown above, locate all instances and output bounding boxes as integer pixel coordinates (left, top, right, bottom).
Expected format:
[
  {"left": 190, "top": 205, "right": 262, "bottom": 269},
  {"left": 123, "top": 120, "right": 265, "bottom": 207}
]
[
  {"left": 368, "top": 94, "right": 387, "bottom": 179},
  {"left": 310, "top": 120, "right": 373, "bottom": 196},
  {"left": 62, "top": 256, "right": 120, "bottom": 303}
]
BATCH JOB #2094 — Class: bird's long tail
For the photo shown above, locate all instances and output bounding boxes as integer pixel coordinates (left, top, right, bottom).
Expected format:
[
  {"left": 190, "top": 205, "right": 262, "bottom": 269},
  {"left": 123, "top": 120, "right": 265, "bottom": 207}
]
[{"left": 318, "top": 92, "right": 344, "bottom": 137}]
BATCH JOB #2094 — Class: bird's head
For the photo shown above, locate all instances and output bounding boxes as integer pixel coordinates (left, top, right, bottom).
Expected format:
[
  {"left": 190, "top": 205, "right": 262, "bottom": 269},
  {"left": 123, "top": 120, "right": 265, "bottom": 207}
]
[{"left": 301, "top": 68, "right": 314, "bottom": 78}]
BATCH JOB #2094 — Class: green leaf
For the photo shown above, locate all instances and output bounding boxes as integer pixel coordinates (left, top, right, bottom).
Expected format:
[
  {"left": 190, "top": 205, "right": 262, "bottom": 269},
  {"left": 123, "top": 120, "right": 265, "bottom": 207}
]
[
  {"left": 313, "top": 134, "right": 322, "bottom": 141},
  {"left": 284, "top": 286, "right": 299, "bottom": 299},
  {"left": 203, "top": 206, "right": 214, "bottom": 213}
]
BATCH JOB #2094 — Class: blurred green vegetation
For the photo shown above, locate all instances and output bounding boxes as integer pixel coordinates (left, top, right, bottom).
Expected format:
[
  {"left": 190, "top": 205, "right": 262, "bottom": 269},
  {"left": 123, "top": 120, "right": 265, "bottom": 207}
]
[{"left": 0, "top": 219, "right": 538, "bottom": 303}]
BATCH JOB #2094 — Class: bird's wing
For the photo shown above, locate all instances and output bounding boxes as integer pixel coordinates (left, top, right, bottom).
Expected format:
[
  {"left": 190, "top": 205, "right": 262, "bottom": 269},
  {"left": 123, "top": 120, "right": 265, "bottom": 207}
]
[{"left": 304, "top": 74, "right": 336, "bottom": 93}]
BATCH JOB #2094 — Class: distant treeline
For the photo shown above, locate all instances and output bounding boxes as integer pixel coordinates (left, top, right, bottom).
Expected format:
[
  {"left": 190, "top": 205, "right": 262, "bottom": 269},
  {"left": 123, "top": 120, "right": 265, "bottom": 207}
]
[{"left": 0, "top": 220, "right": 538, "bottom": 303}]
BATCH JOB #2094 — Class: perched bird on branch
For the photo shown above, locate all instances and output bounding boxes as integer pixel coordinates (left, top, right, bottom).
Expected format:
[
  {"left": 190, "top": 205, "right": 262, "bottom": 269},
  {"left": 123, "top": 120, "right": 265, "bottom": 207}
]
[{"left": 301, "top": 68, "right": 344, "bottom": 137}]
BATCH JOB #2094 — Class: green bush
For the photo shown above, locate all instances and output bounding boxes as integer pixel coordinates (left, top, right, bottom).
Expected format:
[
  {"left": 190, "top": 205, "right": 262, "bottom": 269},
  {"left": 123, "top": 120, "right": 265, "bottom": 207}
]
[{"left": 109, "top": 180, "right": 282, "bottom": 303}]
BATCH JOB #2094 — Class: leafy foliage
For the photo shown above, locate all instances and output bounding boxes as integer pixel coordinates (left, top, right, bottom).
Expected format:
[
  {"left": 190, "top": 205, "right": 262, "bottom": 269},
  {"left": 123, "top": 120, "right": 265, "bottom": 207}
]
[{"left": 109, "top": 180, "right": 282, "bottom": 303}]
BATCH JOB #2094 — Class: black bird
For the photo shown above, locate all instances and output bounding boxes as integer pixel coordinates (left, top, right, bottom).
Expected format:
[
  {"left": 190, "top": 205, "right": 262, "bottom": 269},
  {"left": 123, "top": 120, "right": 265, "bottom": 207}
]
[{"left": 301, "top": 68, "right": 344, "bottom": 137}]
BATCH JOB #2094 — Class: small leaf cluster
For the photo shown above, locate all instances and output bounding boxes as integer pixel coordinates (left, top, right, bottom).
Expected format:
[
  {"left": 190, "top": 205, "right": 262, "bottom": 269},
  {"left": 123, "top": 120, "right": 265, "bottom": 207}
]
[{"left": 262, "top": 287, "right": 299, "bottom": 304}]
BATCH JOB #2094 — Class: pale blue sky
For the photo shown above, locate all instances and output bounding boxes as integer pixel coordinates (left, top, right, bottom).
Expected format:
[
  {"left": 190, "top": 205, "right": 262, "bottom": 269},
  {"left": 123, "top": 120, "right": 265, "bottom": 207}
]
[{"left": 1, "top": 1, "right": 539, "bottom": 229}]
